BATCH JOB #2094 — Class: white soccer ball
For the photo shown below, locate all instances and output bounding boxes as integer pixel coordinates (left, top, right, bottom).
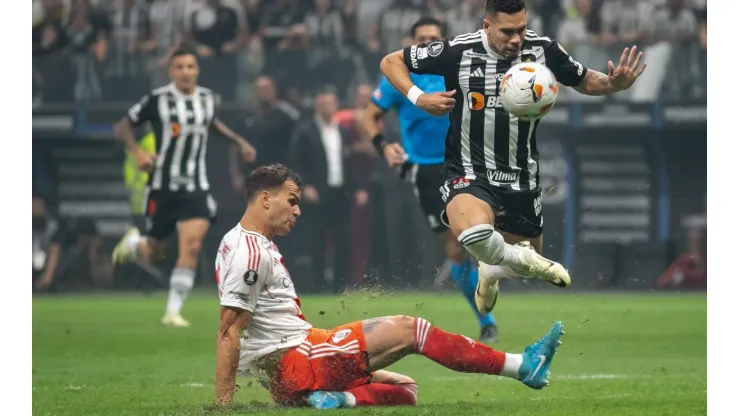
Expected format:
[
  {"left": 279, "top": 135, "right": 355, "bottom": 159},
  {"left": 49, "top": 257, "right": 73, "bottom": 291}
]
[{"left": 500, "top": 62, "right": 559, "bottom": 121}]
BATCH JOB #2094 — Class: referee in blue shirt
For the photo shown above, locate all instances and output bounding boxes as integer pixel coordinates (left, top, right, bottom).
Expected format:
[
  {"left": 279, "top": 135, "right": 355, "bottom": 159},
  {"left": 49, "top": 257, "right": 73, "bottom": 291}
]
[{"left": 362, "top": 17, "right": 497, "bottom": 342}]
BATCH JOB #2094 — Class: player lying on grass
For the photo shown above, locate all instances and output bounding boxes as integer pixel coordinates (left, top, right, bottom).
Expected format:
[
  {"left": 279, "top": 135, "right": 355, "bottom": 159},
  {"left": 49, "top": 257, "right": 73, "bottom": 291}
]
[{"left": 214, "top": 164, "right": 565, "bottom": 409}]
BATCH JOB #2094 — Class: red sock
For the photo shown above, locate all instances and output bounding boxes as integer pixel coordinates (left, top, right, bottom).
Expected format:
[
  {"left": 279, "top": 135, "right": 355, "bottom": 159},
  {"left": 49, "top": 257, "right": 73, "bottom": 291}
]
[
  {"left": 414, "top": 318, "right": 517, "bottom": 376},
  {"left": 346, "top": 383, "right": 418, "bottom": 407}
]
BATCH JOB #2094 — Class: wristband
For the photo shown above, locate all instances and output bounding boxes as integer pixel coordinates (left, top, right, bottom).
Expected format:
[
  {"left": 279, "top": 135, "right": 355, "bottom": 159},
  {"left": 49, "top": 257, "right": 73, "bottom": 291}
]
[
  {"left": 372, "top": 133, "right": 387, "bottom": 156},
  {"left": 406, "top": 86, "right": 424, "bottom": 106}
]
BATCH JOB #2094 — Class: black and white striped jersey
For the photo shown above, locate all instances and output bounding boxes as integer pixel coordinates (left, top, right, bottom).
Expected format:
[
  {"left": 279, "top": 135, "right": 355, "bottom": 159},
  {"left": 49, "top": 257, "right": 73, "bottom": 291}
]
[
  {"left": 127, "top": 83, "right": 219, "bottom": 193},
  {"left": 403, "top": 29, "right": 587, "bottom": 192}
]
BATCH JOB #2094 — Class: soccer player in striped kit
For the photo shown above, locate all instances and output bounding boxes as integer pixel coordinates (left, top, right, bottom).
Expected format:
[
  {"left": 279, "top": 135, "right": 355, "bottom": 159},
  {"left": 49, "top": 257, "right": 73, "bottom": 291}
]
[
  {"left": 379, "top": 0, "right": 645, "bottom": 314},
  {"left": 363, "top": 17, "right": 498, "bottom": 343},
  {"left": 112, "top": 46, "right": 257, "bottom": 327}
]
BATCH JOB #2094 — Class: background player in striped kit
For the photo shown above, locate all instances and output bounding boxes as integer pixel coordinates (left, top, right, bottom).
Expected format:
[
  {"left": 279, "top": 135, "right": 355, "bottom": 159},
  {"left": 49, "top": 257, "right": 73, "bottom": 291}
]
[
  {"left": 112, "top": 46, "right": 257, "bottom": 327},
  {"left": 379, "top": 0, "right": 646, "bottom": 314},
  {"left": 362, "top": 17, "right": 498, "bottom": 343}
]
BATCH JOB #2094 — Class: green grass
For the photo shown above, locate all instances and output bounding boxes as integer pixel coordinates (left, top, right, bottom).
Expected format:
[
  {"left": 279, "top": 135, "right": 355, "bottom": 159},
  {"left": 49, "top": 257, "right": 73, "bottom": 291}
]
[{"left": 33, "top": 291, "right": 706, "bottom": 415}]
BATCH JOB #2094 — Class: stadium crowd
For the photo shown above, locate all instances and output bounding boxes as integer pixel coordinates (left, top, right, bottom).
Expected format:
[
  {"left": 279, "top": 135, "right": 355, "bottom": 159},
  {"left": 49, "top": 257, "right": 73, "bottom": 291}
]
[
  {"left": 32, "top": 0, "right": 707, "bottom": 294},
  {"left": 33, "top": 0, "right": 707, "bottom": 105}
]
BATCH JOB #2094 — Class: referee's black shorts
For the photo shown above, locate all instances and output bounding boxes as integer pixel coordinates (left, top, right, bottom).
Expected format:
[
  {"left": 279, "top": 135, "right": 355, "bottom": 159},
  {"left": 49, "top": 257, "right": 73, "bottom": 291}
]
[
  {"left": 440, "top": 176, "right": 544, "bottom": 239},
  {"left": 400, "top": 162, "right": 447, "bottom": 233}
]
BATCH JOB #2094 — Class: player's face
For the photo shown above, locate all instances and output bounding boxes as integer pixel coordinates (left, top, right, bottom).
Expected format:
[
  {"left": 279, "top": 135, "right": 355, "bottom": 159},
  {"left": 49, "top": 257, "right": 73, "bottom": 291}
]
[
  {"left": 268, "top": 181, "right": 301, "bottom": 236},
  {"left": 169, "top": 54, "right": 199, "bottom": 93},
  {"left": 483, "top": 10, "right": 527, "bottom": 59},
  {"left": 413, "top": 24, "right": 443, "bottom": 44}
]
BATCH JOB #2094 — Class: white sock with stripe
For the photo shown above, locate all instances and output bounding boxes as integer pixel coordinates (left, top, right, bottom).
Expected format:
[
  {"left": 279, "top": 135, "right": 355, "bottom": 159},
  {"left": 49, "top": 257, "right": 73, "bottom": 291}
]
[
  {"left": 165, "top": 268, "right": 195, "bottom": 315},
  {"left": 458, "top": 224, "right": 522, "bottom": 266}
]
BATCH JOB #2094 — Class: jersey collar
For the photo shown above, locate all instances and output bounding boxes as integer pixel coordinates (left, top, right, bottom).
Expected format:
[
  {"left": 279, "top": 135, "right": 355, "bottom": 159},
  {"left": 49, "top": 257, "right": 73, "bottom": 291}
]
[{"left": 480, "top": 29, "right": 507, "bottom": 60}]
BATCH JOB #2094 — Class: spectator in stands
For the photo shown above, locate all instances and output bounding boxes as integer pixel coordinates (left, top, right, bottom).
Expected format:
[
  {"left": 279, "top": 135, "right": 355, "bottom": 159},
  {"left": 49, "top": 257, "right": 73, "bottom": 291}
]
[
  {"left": 105, "top": 0, "right": 154, "bottom": 101},
  {"left": 306, "top": 0, "right": 357, "bottom": 96},
  {"left": 599, "top": 0, "right": 651, "bottom": 48},
  {"left": 67, "top": 0, "right": 111, "bottom": 101},
  {"left": 289, "top": 86, "right": 367, "bottom": 293},
  {"left": 263, "top": 23, "right": 312, "bottom": 96},
  {"left": 432, "top": 0, "right": 485, "bottom": 37},
  {"left": 33, "top": 0, "right": 73, "bottom": 103},
  {"left": 260, "top": 0, "right": 308, "bottom": 63},
  {"left": 557, "top": 0, "right": 602, "bottom": 51},
  {"left": 148, "top": 0, "right": 187, "bottom": 85},
  {"left": 185, "top": 0, "right": 244, "bottom": 100},
  {"left": 632, "top": 0, "right": 698, "bottom": 101},
  {"left": 231, "top": 76, "right": 301, "bottom": 192}
]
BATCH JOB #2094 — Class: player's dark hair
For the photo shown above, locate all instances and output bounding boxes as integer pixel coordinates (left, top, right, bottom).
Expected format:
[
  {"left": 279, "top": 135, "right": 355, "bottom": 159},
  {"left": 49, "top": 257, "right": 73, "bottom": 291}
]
[
  {"left": 171, "top": 45, "right": 198, "bottom": 60},
  {"left": 486, "top": 0, "right": 526, "bottom": 15},
  {"left": 244, "top": 164, "right": 303, "bottom": 202},
  {"left": 410, "top": 17, "right": 446, "bottom": 38}
]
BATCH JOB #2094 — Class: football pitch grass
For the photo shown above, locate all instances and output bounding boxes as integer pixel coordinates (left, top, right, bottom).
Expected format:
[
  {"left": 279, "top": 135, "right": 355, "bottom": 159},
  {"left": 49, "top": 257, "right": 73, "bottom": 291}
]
[{"left": 33, "top": 291, "right": 706, "bottom": 415}]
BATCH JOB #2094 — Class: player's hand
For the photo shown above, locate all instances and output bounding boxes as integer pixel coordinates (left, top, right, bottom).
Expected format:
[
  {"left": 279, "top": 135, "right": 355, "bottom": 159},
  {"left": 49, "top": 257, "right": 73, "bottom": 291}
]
[
  {"left": 237, "top": 140, "right": 257, "bottom": 163},
  {"left": 135, "top": 148, "right": 156, "bottom": 172},
  {"left": 417, "top": 90, "right": 456, "bottom": 116},
  {"left": 608, "top": 46, "right": 647, "bottom": 91},
  {"left": 304, "top": 186, "right": 320, "bottom": 203},
  {"left": 382, "top": 143, "right": 407, "bottom": 167}
]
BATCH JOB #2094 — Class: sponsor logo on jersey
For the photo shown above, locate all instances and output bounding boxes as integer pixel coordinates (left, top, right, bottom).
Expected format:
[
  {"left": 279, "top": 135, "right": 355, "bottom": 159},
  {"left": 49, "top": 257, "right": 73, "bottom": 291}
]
[
  {"left": 452, "top": 177, "right": 470, "bottom": 189},
  {"left": 410, "top": 45, "right": 420, "bottom": 68},
  {"left": 243, "top": 269, "right": 258, "bottom": 286},
  {"left": 468, "top": 91, "right": 503, "bottom": 110},
  {"left": 487, "top": 170, "right": 520, "bottom": 183},
  {"left": 463, "top": 50, "right": 490, "bottom": 59},
  {"left": 428, "top": 41, "right": 444, "bottom": 57},
  {"left": 331, "top": 329, "right": 352, "bottom": 344},
  {"left": 417, "top": 47, "right": 428, "bottom": 60},
  {"left": 229, "top": 291, "right": 249, "bottom": 302}
]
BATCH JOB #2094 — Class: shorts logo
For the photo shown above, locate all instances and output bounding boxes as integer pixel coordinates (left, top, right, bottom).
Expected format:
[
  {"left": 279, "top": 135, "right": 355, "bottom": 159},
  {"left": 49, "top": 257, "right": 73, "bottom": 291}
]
[
  {"left": 533, "top": 193, "right": 542, "bottom": 217},
  {"left": 243, "top": 270, "right": 258, "bottom": 286},
  {"left": 487, "top": 170, "right": 519, "bottom": 183},
  {"left": 428, "top": 41, "right": 444, "bottom": 57},
  {"left": 331, "top": 329, "right": 352, "bottom": 344},
  {"left": 452, "top": 177, "right": 470, "bottom": 189}
]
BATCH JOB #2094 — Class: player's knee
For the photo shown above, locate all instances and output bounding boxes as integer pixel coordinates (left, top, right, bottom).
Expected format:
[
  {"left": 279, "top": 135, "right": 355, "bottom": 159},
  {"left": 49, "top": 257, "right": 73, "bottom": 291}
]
[
  {"left": 150, "top": 241, "right": 167, "bottom": 261},
  {"left": 444, "top": 238, "right": 467, "bottom": 263},
  {"left": 391, "top": 315, "right": 417, "bottom": 349},
  {"left": 446, "top": 196, "right": 492, "bottom": 238},
  {"left": 183, "top": 237, "right": 203, "bottom": 258}
]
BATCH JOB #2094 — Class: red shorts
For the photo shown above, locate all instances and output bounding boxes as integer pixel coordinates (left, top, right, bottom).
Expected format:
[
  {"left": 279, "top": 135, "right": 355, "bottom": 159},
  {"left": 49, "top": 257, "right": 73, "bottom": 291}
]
[{"left": 269, "top": 321, "right": 372, "bottom": 405}]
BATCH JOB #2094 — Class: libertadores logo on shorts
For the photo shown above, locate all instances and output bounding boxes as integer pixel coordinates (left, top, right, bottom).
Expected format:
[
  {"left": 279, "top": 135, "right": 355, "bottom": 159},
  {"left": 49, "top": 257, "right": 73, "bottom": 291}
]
[
  {"left": 452, "top": 178, "right": 470, "bottom": 189},
  {"left": 331, "top": 329, "right": 352, "bottom": 344}
]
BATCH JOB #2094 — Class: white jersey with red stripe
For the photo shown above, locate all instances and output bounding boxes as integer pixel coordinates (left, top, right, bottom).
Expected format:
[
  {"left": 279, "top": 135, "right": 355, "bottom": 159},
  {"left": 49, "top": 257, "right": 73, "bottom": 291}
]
[{"left": 215, "top": 225, "right": 312, "bottom": 376}]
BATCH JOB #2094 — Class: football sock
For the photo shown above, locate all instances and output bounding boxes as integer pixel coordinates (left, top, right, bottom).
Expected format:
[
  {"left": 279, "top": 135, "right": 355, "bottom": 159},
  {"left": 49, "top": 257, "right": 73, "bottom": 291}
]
[
  {"left": 458, "top": 224, "right": 522, "bottom": 267},
  {"left": 414, "top": 318, "right": 522, "bottom": 379},
  {"left": 461, "top": 258, "right": 496, "bottom": 327},
  {"left": 344, "top": 383, "right": 418, "bottom": 407},
  {"left": 452, "top": 259, "right": 496, "bottom": 327},
  {"left": 479, "top": 262, "right": 521, "bottom": 281},
  {"left": 165, "top": 268, "right": 195, "bottom": 315}
]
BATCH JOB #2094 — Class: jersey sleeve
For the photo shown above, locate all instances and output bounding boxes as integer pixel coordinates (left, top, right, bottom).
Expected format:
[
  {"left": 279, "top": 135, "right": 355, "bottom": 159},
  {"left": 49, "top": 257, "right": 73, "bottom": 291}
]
[
  {"left": 220, "top": 239, "right": 271, "bottom": 313},
  {"left": 127, "top": 93, "right": 159, "bottom": 126},
  {"left": 402, "top": 39, "right": 458, "bottom": 76},
  {"left": 371, "top": 76, "right": 403, "bottom": 111},
  {"left": 543, "top": 41, "right": 587, "bottom": 87}
]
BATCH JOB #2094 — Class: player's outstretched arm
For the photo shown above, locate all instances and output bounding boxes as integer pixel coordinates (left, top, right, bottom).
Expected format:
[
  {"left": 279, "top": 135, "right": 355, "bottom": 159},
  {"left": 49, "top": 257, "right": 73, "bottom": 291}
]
[
  {"left": 215, "top": 306, "right": 251, "bottom": 408},
  {"left": 575, "top": 46, "right": 646, "bottom": 96}
]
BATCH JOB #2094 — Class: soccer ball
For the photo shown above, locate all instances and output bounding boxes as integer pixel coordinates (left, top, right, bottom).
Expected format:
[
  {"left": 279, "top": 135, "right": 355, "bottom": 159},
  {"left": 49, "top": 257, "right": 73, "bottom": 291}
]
[{"left": 500, "top": 62, "right": 559, "bottom": 121}]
